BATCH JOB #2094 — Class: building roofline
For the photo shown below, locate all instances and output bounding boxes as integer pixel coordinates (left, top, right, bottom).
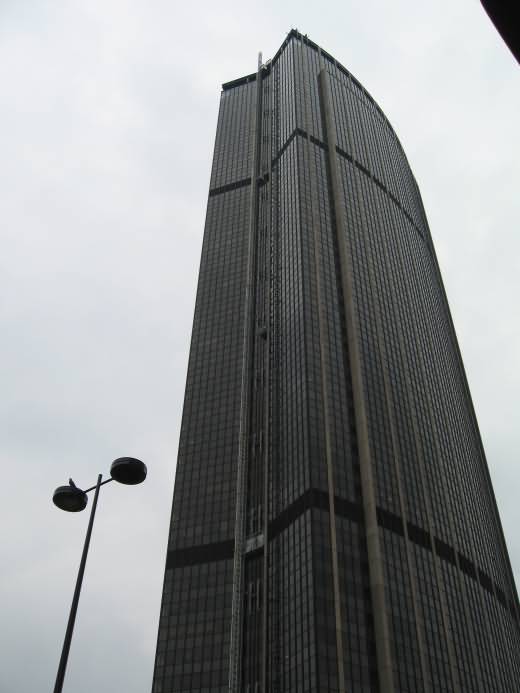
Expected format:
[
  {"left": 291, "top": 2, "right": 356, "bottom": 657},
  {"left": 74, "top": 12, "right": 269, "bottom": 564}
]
[
  {"left": 220, "top": 29, "right": 399, "bottom": 146},
  {"left": 222, "top": 72, "right": 257, "bottom": 92}
]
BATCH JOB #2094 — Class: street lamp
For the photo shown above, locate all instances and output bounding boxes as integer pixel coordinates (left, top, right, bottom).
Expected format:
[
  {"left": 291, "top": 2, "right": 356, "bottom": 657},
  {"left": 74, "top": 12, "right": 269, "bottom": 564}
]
[{"left": 52, "top": 457, "right": 147, "bottom": 693}]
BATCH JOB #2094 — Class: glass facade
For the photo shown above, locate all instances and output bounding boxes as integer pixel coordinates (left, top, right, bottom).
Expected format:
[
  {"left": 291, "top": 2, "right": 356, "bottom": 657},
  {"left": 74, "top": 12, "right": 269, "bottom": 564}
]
[{"left": 152, "top": 30, "right": 520, "bottom": 693}]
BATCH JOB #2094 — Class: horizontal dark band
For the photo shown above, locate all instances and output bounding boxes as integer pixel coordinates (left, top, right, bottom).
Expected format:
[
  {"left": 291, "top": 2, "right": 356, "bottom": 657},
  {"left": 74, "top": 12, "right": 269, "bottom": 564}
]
[
  {"left": 165, "top": 488, "right": 516, "bottom": 622},
  {"left": 268, "top": 487, "right": 362, "bottom": 539},
  {"left": 166, "top": 539, "right": 234, "bottom": 568},
  {"left": 270, "top": 127, "right": 426, "bottom": 246},
  {"left": 209, "top": 177, "right": 251, "bottom": 197}
]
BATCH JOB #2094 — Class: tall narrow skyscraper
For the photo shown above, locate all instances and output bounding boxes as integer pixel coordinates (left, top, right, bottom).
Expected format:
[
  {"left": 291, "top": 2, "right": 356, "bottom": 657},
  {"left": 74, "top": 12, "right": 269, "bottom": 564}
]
[{"left": 152, "top": 31, "right": 519, "bottom": 693}]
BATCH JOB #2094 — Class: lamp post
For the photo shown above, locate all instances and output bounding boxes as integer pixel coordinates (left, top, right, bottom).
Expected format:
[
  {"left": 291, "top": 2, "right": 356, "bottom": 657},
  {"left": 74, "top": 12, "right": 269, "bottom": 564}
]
[{"left": 52, "top": 457, "right": 147, "bottom": 693}]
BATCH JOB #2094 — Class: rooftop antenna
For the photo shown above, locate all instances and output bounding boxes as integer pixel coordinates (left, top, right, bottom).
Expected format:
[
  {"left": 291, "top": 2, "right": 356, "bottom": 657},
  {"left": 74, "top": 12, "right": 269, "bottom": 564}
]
[{"left": 258, "top": 51, "right": 263, "bottom": 69}]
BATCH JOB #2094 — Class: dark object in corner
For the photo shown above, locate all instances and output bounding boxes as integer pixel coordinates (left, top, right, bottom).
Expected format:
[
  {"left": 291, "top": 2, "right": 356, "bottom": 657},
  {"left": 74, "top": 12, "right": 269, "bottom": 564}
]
[{"left": 481, "top": 0, "right": 520, "bottom": 63}]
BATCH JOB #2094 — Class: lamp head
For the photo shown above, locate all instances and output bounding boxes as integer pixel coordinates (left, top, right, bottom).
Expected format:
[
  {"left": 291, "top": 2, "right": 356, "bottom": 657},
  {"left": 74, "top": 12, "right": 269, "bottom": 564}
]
[
  {"left": 110, "top": 457, "right": 147, "bottom": 485},
  {"left": 53, "top": 485, "right": 88, "bottom": 512}
]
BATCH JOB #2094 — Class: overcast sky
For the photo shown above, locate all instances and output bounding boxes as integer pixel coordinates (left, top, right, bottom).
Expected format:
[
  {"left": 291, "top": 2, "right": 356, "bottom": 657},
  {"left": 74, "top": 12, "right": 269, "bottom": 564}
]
[{"left": 1, "top": 2, "right": 518, "bottom": 692}]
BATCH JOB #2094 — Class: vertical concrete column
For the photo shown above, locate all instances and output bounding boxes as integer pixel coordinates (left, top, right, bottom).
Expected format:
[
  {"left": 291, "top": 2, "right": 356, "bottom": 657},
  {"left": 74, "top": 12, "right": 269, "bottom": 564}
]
[{"left": 318, "top": 67, "right": 395, "bottom": 693}]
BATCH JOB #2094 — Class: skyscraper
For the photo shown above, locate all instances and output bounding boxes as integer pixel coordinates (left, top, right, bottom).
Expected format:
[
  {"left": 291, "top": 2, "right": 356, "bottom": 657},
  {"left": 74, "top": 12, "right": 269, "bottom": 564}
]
[{"left": 152, "top": 30, "right": 519, "bottom": 693}]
